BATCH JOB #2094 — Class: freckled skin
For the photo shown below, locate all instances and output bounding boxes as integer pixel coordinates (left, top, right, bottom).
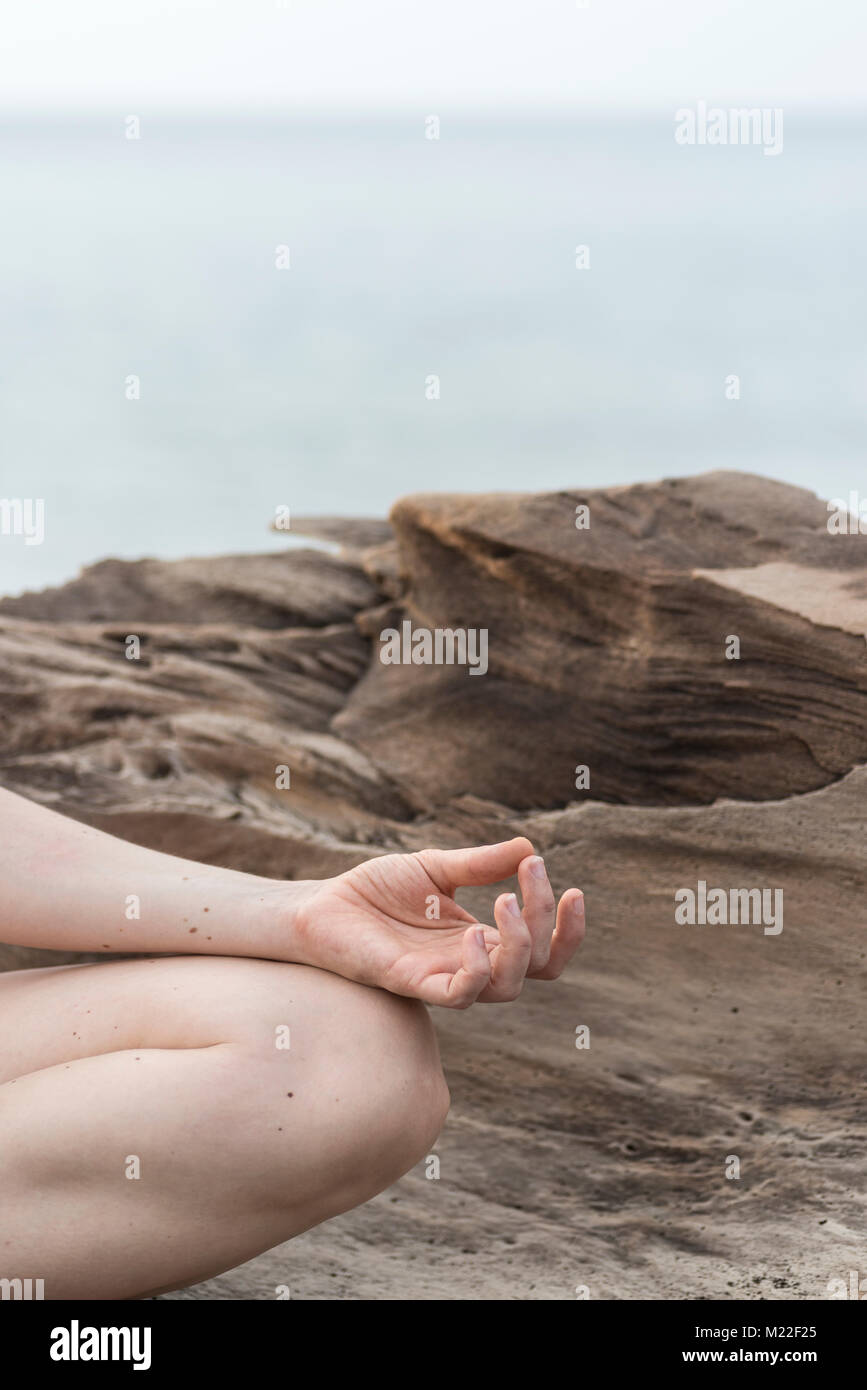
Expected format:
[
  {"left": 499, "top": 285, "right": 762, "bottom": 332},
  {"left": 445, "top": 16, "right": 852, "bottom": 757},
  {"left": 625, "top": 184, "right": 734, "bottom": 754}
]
[
  {"left": 0, "top": 959, "right": 451, "bottom": 1298},
  {"left": 0, "top": 788, "right": 584, "bottom": 1299}
]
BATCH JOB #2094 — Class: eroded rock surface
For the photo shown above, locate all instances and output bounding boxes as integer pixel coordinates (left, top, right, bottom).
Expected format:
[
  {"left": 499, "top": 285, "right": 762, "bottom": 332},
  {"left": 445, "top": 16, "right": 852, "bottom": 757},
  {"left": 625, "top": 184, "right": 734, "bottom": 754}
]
[
  {"left": 168, "top": 768, "right": 867, "bottom": 1300},
  {"left": 337, "top": 472, "right": 867, "bottom": 807},
  {"left": 1, "top": 474, "right": 865, "bottom": 1299}
]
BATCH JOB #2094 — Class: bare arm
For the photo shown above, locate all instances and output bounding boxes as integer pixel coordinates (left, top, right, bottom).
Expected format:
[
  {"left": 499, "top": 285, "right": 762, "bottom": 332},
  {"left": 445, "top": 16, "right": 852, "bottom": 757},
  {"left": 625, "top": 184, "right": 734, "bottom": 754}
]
[
  {"left": 0, "top": 786, "right": 311, "bottom": 960},
  {"left": 0, "top": 787, "right": 585, "bottom": 1007}
]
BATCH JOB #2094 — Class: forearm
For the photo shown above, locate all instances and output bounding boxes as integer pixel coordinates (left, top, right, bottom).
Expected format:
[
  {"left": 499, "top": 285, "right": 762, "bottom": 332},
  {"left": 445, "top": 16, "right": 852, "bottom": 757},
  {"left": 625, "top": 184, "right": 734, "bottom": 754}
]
[{"left": 0, "top": 787, "right": 312, "bottom": 961}]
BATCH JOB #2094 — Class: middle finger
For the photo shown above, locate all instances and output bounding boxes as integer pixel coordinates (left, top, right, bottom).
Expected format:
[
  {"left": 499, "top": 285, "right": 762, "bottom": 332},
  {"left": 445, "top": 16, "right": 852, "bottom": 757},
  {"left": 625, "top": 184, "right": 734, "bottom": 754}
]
[
  {"left": 517, "top": 854, "right": 557, "bottom": 972},
  {"left": 480, "top": 892, "right": 532, "bottom": 1001}
]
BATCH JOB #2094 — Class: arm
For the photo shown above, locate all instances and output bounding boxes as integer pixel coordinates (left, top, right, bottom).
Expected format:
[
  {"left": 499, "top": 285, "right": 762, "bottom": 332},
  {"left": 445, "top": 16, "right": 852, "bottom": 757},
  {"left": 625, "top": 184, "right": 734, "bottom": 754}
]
[
  {"left": 0, "top": 787, "right": 585, "bottom": 1008},
  {"left": 0, "top": 786, "right": 310, "bottom": 961}
]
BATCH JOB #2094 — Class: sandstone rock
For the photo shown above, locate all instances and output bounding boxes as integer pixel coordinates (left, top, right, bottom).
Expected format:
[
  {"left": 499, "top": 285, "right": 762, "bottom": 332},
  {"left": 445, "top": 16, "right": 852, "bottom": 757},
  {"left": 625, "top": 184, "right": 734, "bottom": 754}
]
[
  {"left": 167, "top": 767, "right": 867, "bottom": 1299},
  {"left": 1, "top": 472, "right": 865, "bottom": 1300},
  {"left": 336, "top": 471, "right": 867, "bottom": 807},
  {"left": 285, "top": 516, "right": 394, "bottom": 553},
  {"left": 0, "top": 548, "right": 376, "bottom": 628}
]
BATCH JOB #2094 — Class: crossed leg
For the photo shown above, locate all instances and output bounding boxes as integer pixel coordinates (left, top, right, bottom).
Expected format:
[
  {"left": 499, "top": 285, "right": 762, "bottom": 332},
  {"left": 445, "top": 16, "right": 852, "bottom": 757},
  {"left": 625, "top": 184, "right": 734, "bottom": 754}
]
[{"left": 0, "top": 955, "right": 449, "bottom": 1299}]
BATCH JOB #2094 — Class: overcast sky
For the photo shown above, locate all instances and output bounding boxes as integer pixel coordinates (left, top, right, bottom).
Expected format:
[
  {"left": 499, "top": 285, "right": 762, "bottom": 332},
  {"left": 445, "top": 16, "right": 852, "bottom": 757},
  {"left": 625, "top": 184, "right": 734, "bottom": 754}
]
[{"left": 1, "top": 0, "right": 865, "bottom": 112}]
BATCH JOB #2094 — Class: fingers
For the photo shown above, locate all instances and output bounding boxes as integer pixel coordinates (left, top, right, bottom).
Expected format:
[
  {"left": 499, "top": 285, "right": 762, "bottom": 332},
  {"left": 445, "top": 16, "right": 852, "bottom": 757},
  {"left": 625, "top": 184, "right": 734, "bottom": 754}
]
[
  {"left": 409, "top": 869, "right": 584, "bottom": 1008},
  {"left": 529, "top": 889, "right": 585, "bottom": 979},
  {"left": 419, "top": 925, "right": 492, "bottom": 1009},
  {"left": 422, "top": 838, "right": 535, "bottom": 893},
  {"left": 478, "top": 892, "right": 533, "bottom": 1002},
  {"left": 517, "top": 854, "right": 557, "bottom": 972}
]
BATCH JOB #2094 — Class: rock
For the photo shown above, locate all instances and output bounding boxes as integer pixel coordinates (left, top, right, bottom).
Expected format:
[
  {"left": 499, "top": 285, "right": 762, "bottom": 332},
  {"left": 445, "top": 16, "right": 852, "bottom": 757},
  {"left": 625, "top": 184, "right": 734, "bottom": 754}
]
[
  {"left": 284, "top": 516, "right": 395, "bottom": 552},
  {"left": 0, "top": 614, "right": 411, "bottom": 907},
  {"left": 1, "top": 472, "right": 866, "bottom": 1300},
  {"left": 0, "top": 542, "right": 410, "bottom": 980},
  {"left": 0, "top": 549, "right": 376, "bottom": 628},
  {"left": 336, "top": 471, "right": 867, "bottom": 807},
  {"left": 166, "top": 766, "right": 867, "bottom": 1300}
]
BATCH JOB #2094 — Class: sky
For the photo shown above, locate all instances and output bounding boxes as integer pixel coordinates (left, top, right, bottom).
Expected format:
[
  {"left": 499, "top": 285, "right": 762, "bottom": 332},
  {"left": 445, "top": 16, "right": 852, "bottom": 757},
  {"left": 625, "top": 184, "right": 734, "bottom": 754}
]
[{"left": 1, "top": 0, "right": 866, "bottom": 113}]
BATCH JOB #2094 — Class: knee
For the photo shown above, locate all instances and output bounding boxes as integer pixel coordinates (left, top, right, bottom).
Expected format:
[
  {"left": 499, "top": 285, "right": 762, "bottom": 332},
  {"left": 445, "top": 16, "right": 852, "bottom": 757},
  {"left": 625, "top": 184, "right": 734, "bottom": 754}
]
[
  {"left": 226, "top": 964, "right": 450, "bottom": 1219},
  {"left": 321, "top": 980, "right": 451, "bottom": 1186},
  {"left": 372, "top": 992, "right": 451, "bottom": 1169}
]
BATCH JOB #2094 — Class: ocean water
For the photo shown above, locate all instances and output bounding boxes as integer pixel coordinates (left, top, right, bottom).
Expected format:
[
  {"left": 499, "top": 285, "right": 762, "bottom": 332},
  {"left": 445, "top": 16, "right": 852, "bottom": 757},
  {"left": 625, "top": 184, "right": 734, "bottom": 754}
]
[{"left": 1, "top": 111, "right": 865, "bottom": 596}]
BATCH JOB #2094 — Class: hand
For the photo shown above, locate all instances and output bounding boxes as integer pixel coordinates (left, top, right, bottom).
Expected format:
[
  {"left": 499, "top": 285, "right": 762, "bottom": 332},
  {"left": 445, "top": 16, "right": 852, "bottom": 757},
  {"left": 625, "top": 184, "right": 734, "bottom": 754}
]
[{"left": 292, "top": 838, "right": 585, "bottom": 1009}]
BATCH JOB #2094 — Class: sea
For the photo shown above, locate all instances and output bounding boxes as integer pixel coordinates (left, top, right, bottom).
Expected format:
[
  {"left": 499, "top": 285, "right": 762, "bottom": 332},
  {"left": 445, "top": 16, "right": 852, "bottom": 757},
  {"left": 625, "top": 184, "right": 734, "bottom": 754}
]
[{"left": 1, "top": 109, "right": 865, "bottom": 595}]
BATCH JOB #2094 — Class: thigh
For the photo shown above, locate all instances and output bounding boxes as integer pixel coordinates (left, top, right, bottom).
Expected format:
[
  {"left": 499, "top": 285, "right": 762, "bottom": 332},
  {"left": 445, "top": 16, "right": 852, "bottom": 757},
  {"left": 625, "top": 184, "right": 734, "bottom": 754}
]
[
  {"left": 0, "top": 956, "right": 447, "bottom": 1298},
  {"left": 0, "top": 954, "right": 303, "bottom": 1085},
  {"left": 0, "top": 952, "right": 443, "bottom": 1085}
]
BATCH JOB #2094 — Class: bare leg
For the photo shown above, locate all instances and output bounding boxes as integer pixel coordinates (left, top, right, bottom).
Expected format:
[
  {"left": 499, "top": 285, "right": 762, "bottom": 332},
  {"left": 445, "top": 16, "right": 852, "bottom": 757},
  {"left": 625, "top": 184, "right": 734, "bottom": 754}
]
[{"left": 0, "top": 955, "right": 449, "bottom": 1299}]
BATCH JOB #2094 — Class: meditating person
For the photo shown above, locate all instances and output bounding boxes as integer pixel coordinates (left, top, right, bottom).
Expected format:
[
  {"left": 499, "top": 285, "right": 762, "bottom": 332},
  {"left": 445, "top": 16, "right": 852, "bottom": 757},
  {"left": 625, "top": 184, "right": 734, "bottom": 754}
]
[{"left": 0, "top": 786, "right": 585, "bottom": 1300}]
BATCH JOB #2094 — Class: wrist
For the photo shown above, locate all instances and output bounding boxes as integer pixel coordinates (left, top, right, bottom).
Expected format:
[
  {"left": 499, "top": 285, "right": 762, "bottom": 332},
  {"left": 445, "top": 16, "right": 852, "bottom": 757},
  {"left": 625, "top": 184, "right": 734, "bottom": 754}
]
[{"left": 242, "top": 876, "right": 323, "bottom": 965}]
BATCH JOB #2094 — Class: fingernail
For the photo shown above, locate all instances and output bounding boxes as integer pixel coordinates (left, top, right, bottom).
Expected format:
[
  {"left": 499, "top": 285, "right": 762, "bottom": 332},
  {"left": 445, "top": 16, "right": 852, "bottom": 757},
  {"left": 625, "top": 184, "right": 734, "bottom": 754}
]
[
  {"left": 529, "top": 856, "right": 547, "bottom": 879},
  {"left": 473, "top": 928, "right": 486, "bottom": 950},
  {"left": 571, "top": 893, "right": 585, "bottom": 915},
  {"left": 505, "top": 892, "right": 522, "bottom": 916}
]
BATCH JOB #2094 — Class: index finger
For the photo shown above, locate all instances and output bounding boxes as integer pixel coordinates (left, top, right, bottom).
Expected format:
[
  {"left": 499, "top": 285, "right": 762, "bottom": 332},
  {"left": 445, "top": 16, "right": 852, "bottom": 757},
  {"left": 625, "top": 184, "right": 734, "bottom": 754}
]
[{"left": 420, "top": 838, "right": 535, "bottom": 893}]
